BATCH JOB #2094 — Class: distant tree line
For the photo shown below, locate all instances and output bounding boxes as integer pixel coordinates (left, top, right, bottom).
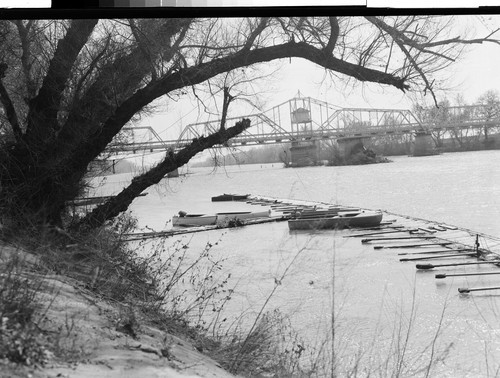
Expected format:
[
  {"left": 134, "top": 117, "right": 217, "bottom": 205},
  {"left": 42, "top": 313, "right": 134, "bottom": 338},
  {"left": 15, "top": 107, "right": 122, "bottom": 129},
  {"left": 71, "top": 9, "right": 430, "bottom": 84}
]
[
  {"left": 192, "top": 145, "right": 290, "bottom": 167},
  {"left": 413, "top": 89, "right": 500, "bottom": 151}
]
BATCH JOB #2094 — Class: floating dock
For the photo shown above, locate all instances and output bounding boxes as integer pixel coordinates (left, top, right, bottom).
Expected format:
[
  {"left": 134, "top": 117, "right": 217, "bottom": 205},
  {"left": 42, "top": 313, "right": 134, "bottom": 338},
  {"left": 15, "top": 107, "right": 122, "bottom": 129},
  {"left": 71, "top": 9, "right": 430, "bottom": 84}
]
[{"left": 124, "top": 194, "right": 500, "bottom": 293}]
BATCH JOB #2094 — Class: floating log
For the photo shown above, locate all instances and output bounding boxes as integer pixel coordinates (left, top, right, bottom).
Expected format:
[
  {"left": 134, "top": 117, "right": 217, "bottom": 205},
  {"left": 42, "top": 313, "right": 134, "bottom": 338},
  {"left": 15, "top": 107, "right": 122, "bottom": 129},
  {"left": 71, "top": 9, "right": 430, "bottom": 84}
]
[
  {"left": 400, "top": 252, "right": 477, "bottom": 262},
  {"left": 458, "top": 286, "right": 500, "bottom": 294},
  {"left": 350, "top": 225, "right": 403, "bottom": 233},
  {"left": 374, "top": 242, "right": 453, "bottom": 249},
  {"left": 344, "top": 229, "right": 410, "bottom": 238},
  {"left": 357, "top": 222, "right": 397, "bottom": 230},
  {"left": 398, "top": 249, "right": 472, "bottom": 256},
  {"left": 362, "top": 236, "right": 435, "bottom": 243},
  {"left": 123, "top": 216, "right": 290, "bottom": 241},
  {"left": 416, "top": 260, "right": 500, "bottom": 270},
  {"left": 70, "top": 192, "right": 148, "bottom": 207},
  {"left": 436, "top": 271, "right": 500, "bottom": 279}
]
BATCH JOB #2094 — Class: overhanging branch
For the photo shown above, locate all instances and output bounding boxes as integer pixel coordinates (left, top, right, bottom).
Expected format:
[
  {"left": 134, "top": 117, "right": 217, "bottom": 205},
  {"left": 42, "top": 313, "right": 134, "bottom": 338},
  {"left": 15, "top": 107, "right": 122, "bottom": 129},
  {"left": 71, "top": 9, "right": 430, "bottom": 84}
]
[
  {"left": 64, "top": 40, "right": 409, "bottom": 176},
  {"left": 78, "top": 118, "right": 251, "bottom": 229}
]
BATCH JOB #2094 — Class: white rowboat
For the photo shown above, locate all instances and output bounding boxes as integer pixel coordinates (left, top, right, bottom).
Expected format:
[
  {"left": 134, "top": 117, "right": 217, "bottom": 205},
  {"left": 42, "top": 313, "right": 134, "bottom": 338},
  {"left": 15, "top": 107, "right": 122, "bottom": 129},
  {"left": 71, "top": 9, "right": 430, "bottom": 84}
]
[{"left": 173, "top": 210, "right": 271, "bottom": 227}]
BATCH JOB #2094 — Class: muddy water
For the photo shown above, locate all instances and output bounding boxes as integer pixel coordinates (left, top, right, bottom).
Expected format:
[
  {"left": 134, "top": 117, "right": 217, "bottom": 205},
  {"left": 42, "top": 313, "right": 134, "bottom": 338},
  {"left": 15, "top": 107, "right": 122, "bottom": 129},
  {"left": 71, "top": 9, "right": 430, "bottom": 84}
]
[{"left": 100, "top": 150, "right": 500, "bottom": 377}]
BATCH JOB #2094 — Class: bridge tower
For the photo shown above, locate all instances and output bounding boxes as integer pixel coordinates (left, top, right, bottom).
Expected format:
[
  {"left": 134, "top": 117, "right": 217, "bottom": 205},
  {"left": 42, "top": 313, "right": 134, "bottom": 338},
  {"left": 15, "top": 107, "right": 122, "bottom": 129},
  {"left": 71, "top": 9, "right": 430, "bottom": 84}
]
[{"left": 289, "top": 91, "right": 319, "bottom": 166}]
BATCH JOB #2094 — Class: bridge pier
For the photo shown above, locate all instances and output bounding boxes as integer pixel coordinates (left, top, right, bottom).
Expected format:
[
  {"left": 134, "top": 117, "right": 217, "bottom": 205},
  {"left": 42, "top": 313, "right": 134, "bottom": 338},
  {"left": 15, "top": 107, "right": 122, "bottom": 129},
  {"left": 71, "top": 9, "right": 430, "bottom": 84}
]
[
  {"left": 413, "top": 131, "right": 435, "bottom": 156},
  {"left": 337, "top": 137, "right": 366, "bottom": 161},
  {"left": 290, "top": 141, "right": 319, "bottom": 167}
]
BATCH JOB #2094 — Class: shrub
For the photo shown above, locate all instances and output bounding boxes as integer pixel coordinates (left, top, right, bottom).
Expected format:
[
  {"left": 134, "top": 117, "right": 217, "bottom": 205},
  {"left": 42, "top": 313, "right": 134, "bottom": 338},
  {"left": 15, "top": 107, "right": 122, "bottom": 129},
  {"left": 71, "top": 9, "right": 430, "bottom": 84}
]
[{"left": 0, "top": 251, "right": 51, "bottom": 366}]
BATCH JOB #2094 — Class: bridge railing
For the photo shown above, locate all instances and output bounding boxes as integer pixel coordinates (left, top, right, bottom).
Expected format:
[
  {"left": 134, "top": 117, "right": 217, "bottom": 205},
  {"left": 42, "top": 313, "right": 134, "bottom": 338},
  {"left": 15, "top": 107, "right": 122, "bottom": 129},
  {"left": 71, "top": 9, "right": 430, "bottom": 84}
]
[{"left": 107, "top": 98, "right": 500, "bottom": 155}]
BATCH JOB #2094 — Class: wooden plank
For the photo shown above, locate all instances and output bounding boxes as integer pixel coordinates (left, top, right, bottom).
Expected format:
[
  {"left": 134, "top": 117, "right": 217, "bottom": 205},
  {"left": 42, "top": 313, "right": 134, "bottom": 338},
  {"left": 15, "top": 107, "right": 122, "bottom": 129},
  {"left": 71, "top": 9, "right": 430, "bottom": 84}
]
[
  {"left": 400, "top": 253, "right": 477, "bottom": 261},
  {"left": 362, "top": 236, "right": 435, "bottom": 243},
  {"left": 374, "top": 241, "right": 453, "bottom": 249},
  {"left": 70, "top": 192, "right": 148, "bottom": 206},
  {"left": 344, "top": 229, "right": 410, "bottom": 238},
  {"left": 398, "top": 249, "right": 472, "bottom": 256},
  {"left": 123, "top": 215, "right": 290, "bottom": 241}
]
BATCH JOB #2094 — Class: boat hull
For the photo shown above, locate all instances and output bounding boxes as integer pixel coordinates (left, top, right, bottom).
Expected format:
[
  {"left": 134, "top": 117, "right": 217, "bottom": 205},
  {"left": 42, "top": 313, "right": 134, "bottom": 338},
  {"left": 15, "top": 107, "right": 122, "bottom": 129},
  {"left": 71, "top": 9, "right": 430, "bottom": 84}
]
[
  {"left": 211, "top": 194, "right": 250, "bottom": 202},
  {"left": 173, "top": 210, "right": 270, "bottom": 227},
  {"left": 172, "top": 214, "right": 217, "bottom": 227},
  {"left": 288, "top": 211, "right": 383, "bottom": 230},
  {"left": 216, "top": 210, "right": 270, "bottom": 224}
]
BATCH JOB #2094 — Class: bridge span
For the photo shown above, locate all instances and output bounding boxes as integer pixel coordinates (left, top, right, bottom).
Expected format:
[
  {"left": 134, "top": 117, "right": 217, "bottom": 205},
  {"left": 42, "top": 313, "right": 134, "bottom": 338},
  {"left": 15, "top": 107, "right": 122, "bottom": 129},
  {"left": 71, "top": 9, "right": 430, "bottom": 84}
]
[{"left": 110, "top": 93, "right": 500, "bottom": 164}]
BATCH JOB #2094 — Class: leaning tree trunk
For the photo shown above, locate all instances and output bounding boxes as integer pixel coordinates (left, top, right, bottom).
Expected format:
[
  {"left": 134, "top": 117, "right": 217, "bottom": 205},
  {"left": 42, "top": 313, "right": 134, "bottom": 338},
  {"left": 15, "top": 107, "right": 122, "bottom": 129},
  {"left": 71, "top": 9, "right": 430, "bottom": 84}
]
[{"left": 78, "top": 118, "right": 251, "bottom": 229}]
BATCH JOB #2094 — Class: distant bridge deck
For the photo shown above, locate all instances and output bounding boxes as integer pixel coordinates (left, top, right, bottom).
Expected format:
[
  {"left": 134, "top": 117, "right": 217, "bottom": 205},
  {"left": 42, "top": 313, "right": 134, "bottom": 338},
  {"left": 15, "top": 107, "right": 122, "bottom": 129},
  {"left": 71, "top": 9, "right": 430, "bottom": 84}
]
[{"left": 109, "top": 95, "right": 500, "bottom": 154}]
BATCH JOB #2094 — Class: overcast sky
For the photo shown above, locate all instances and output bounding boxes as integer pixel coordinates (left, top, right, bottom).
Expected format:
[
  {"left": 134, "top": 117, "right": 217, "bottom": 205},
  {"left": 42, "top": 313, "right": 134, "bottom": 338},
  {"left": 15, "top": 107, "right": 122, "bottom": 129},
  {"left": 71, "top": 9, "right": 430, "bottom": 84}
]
[{"left": 137, "top": 15, "right": 500, "bottom": 143}]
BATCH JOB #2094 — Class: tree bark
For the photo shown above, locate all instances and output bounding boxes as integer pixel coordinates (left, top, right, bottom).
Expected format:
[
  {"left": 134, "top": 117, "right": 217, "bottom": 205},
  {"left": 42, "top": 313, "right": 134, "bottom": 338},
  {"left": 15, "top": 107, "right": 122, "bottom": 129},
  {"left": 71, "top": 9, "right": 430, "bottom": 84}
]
[{"left": 25, "top": 19, "right": 98, "bottom": 148}]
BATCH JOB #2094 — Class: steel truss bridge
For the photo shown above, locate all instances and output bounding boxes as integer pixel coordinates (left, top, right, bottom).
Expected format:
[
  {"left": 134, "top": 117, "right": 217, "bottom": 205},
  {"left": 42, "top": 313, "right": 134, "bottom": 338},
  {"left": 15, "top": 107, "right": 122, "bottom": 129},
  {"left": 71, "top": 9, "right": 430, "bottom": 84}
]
[{"left": 110, "top": 94, "right": 500, "bottom": 154}]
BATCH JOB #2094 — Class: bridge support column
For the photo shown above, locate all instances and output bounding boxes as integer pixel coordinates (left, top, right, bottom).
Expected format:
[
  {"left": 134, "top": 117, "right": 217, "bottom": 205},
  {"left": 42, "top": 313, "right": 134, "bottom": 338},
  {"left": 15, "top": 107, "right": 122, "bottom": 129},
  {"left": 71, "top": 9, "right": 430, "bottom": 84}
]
[
  {"left": 337, "top": 137, "right": 366, "bottom": 161},
  {"left": 290, "top": 141, "right": 319, "bottom": 167},
  {"left": 413, "top": 131, "right": 434, "bottom": 156}
]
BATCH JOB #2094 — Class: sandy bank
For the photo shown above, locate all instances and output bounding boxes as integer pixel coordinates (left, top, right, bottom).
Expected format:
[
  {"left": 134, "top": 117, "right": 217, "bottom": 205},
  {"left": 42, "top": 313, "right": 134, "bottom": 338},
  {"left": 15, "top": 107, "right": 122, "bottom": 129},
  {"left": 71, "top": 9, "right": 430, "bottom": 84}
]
[{"left": 0, "top": 246, "right": 237, "bottom": 378}]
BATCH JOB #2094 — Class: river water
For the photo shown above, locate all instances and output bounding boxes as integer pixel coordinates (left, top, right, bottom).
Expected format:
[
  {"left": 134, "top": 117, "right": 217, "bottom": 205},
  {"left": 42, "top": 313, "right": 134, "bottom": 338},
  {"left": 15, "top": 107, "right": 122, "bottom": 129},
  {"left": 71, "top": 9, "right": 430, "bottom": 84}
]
[{"left": 99, "top": 150, "right": 500, "bottom": 377}]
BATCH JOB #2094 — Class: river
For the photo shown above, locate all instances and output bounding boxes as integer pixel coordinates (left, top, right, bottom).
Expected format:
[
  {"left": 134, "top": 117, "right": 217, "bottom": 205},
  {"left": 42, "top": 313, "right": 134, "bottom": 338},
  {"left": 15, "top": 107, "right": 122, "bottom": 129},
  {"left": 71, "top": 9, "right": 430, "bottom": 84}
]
[{"left": 99, "top": 150, "right": 500, "bottom": 377}]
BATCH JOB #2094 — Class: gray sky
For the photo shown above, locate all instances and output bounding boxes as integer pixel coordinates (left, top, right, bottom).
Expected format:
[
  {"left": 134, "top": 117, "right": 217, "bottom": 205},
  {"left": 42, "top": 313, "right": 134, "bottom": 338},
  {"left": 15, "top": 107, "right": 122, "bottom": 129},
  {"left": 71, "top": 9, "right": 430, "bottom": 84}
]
[{"left": 141, "top": 15, "right": 500, "bottom": 143}]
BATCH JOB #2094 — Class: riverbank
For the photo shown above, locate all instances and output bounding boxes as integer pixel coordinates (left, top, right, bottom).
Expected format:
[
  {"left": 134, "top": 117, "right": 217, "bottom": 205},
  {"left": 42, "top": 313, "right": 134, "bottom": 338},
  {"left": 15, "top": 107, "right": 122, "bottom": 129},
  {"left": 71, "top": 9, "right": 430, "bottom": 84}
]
[
  {"left": 0, "top": 244, "right": 237, "bottom": 378},
  {"left": 137, "top": 193, "right": 500, "bottom": 376},
  {"left": 5, "top": 188, "right": 500, "bottom": 377}
]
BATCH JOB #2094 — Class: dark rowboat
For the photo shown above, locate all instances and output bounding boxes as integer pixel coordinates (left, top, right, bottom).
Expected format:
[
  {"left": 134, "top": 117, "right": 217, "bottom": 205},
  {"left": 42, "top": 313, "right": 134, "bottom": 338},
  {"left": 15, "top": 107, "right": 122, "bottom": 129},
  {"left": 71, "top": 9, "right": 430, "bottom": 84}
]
[
  {"left": 211, "top": 193, "right": 250, "bottom": 202},
  {"left": 288, "top": 210, "right": 383, "bottom": 230}
]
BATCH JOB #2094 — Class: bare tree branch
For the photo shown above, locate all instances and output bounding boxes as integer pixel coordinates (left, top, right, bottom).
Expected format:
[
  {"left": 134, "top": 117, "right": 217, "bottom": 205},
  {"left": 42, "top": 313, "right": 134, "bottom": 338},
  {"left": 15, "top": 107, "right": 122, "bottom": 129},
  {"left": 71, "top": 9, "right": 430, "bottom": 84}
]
[
  {"left": 220, "top": 86, "right": 234, "bottom": 131},
  {"left": 78, "top": 118, "right": 251, "bottom": 228},
  {"left": 324, "top": 17, "right": 339, "bottom": 54},
  {"left": 367, "top": 16, "right": 500, "bottom": 57},
  {"left": 25, "top": 19, "right": 98, "bottom": 145},
  {"left": 56, "top": 19, "right": 192, "bottom": 154},
  {"left": 242, "top": 17, "right": 269, "bottom": 51},
  {"left": 128, "top": 18, "right": 158, "bottom": 80},
  {"left": 61, "top": 39, "right": 409, "bottom": 179},
  {"left": 72, "top": 35, "right": 111, "bottom": 103},
  {"left": 4, "top": 16, "right": 495, "bottom": 227}
]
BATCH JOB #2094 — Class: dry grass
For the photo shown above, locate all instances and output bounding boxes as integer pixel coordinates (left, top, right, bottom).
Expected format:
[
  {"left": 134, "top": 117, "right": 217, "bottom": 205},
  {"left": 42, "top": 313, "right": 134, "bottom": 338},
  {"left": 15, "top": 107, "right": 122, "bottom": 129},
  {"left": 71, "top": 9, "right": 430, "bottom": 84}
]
[
  {"left": 0, "top": 211, "right": 459, "bottom": 378},
  {"left": 0, "top": 249, "right": 53, "bottom": 367}
]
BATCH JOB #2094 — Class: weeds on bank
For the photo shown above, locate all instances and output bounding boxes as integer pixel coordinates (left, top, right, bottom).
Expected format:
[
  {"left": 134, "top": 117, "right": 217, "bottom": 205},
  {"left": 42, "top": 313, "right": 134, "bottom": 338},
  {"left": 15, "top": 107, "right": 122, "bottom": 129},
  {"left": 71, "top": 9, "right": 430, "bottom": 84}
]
[
  {"left": 0, "top": 212, "right": 229, "bottom": 368},
  {"left": 0, "top": 251, "right": 52, "bottom": 367},
  {"left": 210, "top": 309, "right": 309, "bottom": 377},
  {"left": 132, "top": 236, "right": 234, "bottom": 336},
  {"left": 0, "top": 212, "right": 463, "bottom": 377}
]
